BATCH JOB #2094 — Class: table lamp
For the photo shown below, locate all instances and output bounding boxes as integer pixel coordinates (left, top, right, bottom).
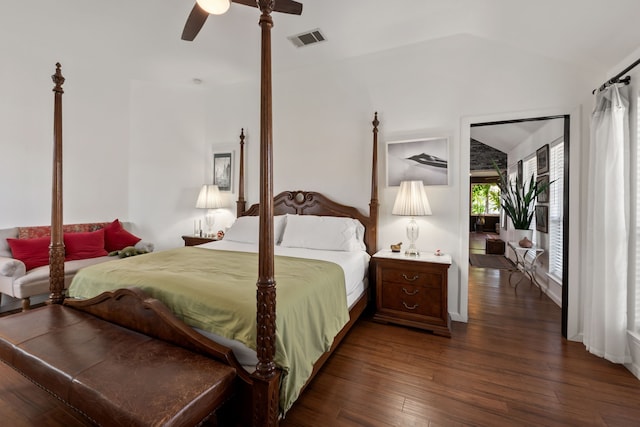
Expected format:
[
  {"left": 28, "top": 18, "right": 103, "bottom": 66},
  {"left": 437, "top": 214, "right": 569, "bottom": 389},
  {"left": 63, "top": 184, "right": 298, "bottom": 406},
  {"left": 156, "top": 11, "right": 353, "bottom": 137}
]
[
  {"left": 196, "top": 184, "right": 224, "bottom": 237},
  {"left": 392, "top": 180, "right": 432, "bottom": 256}
]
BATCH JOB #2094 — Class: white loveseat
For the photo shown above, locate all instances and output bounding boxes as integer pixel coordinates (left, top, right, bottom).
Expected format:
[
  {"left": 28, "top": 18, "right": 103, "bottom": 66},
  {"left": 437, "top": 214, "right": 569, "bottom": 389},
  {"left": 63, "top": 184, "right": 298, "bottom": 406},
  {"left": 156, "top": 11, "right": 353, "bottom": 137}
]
[{"left": 0, "top": 221, "right": 153, "bottom": 311}]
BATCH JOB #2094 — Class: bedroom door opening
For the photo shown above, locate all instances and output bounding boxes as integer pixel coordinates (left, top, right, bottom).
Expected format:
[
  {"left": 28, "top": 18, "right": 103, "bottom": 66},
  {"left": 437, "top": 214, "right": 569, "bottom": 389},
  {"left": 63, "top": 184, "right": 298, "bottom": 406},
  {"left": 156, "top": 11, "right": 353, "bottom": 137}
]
[{"left": 467, "top": 115, "right": 570, "bottom": 338}]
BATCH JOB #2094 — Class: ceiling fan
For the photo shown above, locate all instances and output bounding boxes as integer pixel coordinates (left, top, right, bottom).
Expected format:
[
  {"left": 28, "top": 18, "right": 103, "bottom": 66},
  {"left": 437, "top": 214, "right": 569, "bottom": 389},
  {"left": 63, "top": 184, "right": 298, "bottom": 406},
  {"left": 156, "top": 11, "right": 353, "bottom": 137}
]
[{"left": 182, "top": 0, "right": 303, "bottom": 41}]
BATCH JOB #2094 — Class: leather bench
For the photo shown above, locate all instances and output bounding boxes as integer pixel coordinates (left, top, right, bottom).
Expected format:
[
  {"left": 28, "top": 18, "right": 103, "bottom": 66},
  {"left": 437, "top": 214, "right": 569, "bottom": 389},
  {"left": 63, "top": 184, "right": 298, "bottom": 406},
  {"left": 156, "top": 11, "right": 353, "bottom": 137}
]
[{"left": 0, "top": 302, "right": 236, "bottom": 426}]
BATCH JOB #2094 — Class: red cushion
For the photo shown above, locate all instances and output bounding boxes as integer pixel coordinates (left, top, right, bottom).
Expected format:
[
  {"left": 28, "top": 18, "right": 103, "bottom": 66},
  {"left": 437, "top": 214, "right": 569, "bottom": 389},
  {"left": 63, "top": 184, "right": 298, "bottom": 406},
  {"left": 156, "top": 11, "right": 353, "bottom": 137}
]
[
  {"left": 18, "top": 223, "right": 109, "bottom": 239},
  {"left": 6, "top": 237, "right": 50, "bottom": 271},
  {"left": 103, "top": 219, "right": 141, "bottom": 252},
  {"left": 64, "top": 229, "right": 108, "bottom": 261}
]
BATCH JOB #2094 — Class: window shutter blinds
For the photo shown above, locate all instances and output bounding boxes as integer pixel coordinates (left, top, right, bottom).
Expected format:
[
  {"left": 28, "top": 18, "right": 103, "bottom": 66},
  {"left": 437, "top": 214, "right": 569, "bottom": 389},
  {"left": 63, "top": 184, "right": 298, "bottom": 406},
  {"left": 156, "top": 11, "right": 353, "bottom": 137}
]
[{"left": 549, "top": 142, "right": 564, "bottom": 280}]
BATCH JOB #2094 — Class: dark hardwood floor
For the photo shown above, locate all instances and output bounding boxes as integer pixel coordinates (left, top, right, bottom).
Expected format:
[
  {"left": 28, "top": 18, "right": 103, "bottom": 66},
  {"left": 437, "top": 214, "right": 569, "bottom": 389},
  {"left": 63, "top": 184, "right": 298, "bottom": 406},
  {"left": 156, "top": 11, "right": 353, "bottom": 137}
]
[
  {"left": 281, "top": 235, "right": 640, "bottom": 426},
  {"left": 1, "top": 240, "right": 639, "bottom": 425}
]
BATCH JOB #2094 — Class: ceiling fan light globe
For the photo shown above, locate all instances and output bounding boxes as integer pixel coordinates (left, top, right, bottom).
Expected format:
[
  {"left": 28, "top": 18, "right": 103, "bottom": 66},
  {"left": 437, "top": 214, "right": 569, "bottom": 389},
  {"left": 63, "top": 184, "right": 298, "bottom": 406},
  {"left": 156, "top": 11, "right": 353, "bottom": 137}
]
[{"left": 197, "top": 0, "right": 231, "bottom": 15}]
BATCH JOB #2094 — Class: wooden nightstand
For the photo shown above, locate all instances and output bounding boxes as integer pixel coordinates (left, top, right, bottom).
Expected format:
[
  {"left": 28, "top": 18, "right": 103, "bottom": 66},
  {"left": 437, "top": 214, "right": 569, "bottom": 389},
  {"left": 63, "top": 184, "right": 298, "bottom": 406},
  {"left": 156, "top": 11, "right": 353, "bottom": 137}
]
[
  {"left": 372, "top": 249, "right": 452, "bottom": 337},
  {"left": 182, "top": 235, "right": 216, "bottom": 247}
]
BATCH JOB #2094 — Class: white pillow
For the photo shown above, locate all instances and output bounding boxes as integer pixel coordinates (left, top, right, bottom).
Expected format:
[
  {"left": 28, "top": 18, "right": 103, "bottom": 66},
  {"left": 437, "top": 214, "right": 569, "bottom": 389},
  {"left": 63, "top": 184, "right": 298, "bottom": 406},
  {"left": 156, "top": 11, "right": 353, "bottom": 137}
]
[
  {"left": 0, "top": 227, "right": 18, "bottom": 258},
  {"left": 223, "top": 215, "right": 287, "bottom": 244},
  {"left": 353, "top": 219, "right": 366, "bottom": 251},
  {"left": 280, "top": 214, "right": 366, "bottom": 252}
]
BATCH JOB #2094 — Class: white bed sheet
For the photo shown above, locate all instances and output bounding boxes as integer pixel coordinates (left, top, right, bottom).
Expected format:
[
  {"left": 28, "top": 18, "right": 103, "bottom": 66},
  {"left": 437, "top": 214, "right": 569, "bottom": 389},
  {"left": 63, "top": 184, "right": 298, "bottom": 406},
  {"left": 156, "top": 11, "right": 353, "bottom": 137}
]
[{"left": 194, "top": 240, "right": 370, "bottom": 367}]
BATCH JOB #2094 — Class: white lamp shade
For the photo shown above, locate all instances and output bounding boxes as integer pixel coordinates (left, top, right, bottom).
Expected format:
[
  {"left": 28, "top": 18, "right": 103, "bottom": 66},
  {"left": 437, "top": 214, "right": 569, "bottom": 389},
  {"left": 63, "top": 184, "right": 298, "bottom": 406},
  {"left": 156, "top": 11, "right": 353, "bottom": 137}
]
[
  {"left": 197, "top": 0, "right": 231, "bottom": 15},
  {"left": 196, "top": 184, "right": 224, "bottom": 209},
  {"left": 392, "top": 181, "right": 432, "bottom": 216}
]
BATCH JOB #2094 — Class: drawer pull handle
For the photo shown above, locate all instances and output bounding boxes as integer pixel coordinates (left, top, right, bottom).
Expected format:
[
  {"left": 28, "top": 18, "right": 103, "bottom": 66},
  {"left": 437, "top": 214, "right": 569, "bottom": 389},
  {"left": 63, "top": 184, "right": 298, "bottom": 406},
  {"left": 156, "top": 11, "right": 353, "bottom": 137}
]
[
  {"left": 402, "top": 274, "right": 419, "bottom": 282},
  {"left": 402, "top": 287, "right": 419, "bottom": 296},
  {"left": 402, "top": 301, "right": 419, "bottom": 310}
]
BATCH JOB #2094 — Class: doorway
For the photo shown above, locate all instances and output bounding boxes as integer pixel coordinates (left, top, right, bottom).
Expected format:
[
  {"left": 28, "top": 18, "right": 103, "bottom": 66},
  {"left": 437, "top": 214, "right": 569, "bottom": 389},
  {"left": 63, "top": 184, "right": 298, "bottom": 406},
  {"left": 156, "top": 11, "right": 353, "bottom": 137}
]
[{"left": 467, "top": 115, "right": 570, "bottom": 337}]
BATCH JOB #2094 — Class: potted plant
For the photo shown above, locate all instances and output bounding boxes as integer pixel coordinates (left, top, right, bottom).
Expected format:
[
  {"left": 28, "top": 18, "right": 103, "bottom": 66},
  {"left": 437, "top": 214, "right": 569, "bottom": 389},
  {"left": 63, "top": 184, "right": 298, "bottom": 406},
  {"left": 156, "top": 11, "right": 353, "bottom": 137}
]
[{"left": 493, "top": 162, "right": 551, "bottom": 243}]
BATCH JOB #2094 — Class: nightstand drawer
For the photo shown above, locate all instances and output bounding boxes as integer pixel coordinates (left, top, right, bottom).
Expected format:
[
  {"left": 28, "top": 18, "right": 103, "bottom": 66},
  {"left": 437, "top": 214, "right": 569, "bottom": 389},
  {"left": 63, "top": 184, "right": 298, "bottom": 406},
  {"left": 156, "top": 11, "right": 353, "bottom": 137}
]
[
  {"left": 381, "top": 267, "right": 440, "bottom": 288},
  {"left": 380, "top": 281, "right": 442, "bottom": 317}
]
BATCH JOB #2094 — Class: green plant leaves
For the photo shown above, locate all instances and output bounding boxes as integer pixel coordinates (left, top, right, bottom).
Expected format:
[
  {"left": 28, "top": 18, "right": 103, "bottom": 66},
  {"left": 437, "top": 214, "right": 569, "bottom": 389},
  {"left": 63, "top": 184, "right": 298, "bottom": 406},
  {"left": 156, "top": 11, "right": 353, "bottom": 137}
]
[{"left": 493, "top": 160, "right": 552, "bottom": 230}]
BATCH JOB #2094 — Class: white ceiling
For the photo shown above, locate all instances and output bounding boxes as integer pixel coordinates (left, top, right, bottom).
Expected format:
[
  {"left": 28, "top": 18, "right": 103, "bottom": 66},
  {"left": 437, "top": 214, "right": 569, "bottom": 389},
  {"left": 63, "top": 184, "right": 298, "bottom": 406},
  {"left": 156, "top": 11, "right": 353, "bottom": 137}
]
[
  {"left": 470, "top": 119, "right": 556, "bottom": 154},
  {"left": 6, "top": 1, "right": 638, "bottom": 155},
  {"left": 156, "top": 0, "right": 640, "bottom": 85},
  {"left": 8, "top": 0, "right": 639, "bottom": 87}
]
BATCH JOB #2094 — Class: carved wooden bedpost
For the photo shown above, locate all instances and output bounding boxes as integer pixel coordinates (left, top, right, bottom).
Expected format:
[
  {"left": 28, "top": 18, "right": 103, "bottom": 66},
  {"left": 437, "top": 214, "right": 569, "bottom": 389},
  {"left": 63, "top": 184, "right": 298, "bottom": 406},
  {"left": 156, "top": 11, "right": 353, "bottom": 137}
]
[
  {"left": 236, "top": 128, "right": 246, "bottom": 217},
  {"left": 252, "top": 1, "right": 280, "bottom": 426},
  {"left": 369, "top": 112, "right": 379, "bottom": 254},
  {"left": 49, "top": 63, "right": 65, "bottom": 304}
]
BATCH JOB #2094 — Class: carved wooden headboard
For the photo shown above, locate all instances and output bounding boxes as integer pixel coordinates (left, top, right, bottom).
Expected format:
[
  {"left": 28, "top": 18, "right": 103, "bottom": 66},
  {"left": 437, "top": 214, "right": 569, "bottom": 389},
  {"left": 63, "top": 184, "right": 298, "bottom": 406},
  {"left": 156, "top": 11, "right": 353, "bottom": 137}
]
[
  {"left": 242, "top": 190, "right": 377, "bottom": 255},
  {"left": 235, "top": 113, "right": 380, "bottom": 256}
]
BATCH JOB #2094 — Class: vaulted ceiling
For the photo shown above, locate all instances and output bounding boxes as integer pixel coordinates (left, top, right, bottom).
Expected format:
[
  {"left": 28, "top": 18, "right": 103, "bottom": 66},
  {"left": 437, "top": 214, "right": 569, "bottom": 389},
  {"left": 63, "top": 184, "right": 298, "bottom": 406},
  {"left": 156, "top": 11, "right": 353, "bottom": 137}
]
[
  {"left": 470, "top": 120, "right": 555, "bottom": 154},
  {"left": 5, "top": 0, "right": 640, "bottom": 87}
]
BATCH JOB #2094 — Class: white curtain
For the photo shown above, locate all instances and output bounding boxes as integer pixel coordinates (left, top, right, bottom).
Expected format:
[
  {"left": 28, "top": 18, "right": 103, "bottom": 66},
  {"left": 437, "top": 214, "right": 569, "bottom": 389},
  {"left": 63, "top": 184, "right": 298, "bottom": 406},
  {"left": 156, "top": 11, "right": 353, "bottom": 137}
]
[{"left": 584, "top": 83, "right": 631, "bottom": 363}]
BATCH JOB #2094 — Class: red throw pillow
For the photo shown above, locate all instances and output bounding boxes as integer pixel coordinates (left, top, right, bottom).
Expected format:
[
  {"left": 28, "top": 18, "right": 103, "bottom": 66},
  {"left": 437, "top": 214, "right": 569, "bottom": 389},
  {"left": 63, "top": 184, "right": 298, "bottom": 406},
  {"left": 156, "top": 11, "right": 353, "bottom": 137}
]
[
  {"left": 103, "top": 219, "right": 141, "bottom": 252},
  {"left": 6, "top": 237, "right": 50, "bottom": 271},
  {"left": 64, "top": 229, "right": 108, "bottom": 261}
]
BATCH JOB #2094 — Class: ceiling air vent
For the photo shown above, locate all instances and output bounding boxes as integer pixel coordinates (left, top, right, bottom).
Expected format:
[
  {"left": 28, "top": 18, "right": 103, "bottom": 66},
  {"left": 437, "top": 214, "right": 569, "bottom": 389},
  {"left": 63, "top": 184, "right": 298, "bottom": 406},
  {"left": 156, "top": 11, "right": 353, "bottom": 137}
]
[{"left": 288, "top": 29, "right": 326, "bottom": 48}]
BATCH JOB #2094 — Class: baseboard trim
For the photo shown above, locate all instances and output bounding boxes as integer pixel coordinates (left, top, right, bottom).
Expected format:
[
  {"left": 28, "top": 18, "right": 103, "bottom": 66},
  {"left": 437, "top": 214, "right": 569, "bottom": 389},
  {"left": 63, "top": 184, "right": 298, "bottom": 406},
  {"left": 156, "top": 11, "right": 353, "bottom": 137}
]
[{"left": 626, "top": 330, "right": 640, "bottom": 380}]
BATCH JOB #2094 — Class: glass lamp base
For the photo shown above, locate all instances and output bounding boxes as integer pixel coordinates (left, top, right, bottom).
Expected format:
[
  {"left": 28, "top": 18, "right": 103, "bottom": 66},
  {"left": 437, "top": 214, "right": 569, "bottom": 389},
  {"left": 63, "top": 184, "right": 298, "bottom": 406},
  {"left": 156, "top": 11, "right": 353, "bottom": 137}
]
[
  {"left": 404, "top": 245, "right": 419, "bottom": 257},
  {"left": 405, "top": 217, "right": 420, "bottom": 257},
  {"left": 203, "top": 213, "right": 215, "bottom": 238}
]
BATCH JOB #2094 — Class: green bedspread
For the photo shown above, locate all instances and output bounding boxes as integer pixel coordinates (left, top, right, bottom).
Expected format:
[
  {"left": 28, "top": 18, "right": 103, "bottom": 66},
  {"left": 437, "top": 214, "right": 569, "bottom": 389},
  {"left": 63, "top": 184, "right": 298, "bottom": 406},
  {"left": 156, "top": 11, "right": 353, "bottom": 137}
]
[{"left": 68, "top": 247, "right": 349, "bottom": 413}]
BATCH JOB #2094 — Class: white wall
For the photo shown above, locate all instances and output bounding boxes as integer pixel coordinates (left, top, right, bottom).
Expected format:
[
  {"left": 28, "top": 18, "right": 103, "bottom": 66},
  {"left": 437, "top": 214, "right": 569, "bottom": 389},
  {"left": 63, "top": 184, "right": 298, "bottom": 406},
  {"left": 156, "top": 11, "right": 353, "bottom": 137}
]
[
  {"left": 129, "top": 80, "right": 209, "bottom": 250},
  {"left": 0, "top": 59, "right": 131, "bottom": 229},
  {"left": 0, "top": 2, "right": 141, "bottom": 229}
]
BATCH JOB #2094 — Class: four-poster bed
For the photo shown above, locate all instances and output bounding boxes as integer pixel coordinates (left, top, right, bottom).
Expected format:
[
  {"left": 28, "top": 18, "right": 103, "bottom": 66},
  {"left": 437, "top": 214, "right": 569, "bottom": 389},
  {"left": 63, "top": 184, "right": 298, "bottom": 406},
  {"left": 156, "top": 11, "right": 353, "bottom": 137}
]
[
  {"left": 0, "top": 1, "right": 381, "bottom": 425},
  {"left": 0, "top": 60, "right": 380, "bottom": 427}
]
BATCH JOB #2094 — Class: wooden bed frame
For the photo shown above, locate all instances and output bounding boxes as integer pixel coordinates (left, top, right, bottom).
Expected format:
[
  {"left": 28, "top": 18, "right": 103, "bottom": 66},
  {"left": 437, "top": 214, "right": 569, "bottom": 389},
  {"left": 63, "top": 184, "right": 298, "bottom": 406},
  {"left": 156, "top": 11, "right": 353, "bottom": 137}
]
[
  {"left": 44, "top": 67, "right": 379, "bottom": 427},
  {"left": 39, "top": 4, "right": 380, "bottom": 425}
]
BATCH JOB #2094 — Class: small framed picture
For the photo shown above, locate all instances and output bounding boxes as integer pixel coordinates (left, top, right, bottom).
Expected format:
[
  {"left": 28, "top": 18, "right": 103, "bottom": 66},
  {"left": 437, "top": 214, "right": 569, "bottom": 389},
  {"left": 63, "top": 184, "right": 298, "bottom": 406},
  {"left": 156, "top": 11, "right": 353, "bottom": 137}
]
[
  {"left": 386, "top": 136, "right": 449, "bottom": 186},
  {"left": 213, "top": 152, "right": 232, "bottom": 192},
  {"left": 536, "top": 144, "right": 549, "bottom": 175},
  {"left": 535, "top": 205, "right": 548, "bottom": 233},
  {"left": 517, "top": 160, "right": 523, "bottom": 182},
  {"left": 536, "top": 175, "right": 549, "bottom": 203}
]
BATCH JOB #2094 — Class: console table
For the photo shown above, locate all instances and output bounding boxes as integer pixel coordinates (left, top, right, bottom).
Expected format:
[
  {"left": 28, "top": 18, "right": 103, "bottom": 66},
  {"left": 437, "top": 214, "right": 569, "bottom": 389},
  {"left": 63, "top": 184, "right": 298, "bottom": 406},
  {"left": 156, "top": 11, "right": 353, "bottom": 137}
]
[{"left": 507, "top": 241, "right": 544, "bottom": 293}]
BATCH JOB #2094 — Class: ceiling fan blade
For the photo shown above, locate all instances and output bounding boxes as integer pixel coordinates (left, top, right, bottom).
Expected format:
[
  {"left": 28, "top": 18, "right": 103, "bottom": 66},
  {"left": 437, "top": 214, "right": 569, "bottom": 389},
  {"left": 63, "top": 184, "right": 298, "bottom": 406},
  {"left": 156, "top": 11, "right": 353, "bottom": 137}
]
[
  {"left": 232, "top": 0, "right": 303, "bottom": 15},
  {"left": 231, "top": 0, "right": 259, "bottom": 8},
  {"left": 273, "top": 0, "right": 303, "bottom": 15},
  {"left": 181, "top": 3, "right": 209, "bottom": 41}
]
